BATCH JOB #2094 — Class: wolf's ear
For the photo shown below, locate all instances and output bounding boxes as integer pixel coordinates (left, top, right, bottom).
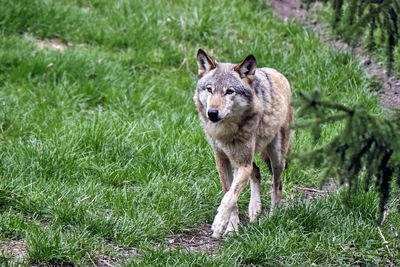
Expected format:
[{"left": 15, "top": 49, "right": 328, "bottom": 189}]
[
  {"left": 234, "top": 55, "right": 256, "bottom": 81},
  {"left": 197, "top": 49, "right": 216, "bottom": 77}
]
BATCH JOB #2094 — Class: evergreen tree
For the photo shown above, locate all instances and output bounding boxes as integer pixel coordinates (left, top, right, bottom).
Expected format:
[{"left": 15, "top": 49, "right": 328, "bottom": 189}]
[
  {"left": 294, "top": 90, "right": 400, "bottom": 219},
  {"left": 303, "top": 0, "right": 400, "bottom": 75}
]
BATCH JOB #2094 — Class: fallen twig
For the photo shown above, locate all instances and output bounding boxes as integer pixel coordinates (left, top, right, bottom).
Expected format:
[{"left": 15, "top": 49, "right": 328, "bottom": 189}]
[
  {"left": 381, "top": 210, "right": 389, "bottom": 224},
  {"left": 86, "top": 252, "right": 96, "bottom": 267},
  {"left": 377, "top": 226, "right": 391, "bottom": 254},
  {"left": 77, "top": 196, "right": 91, "bottom": 205},
  {"left": 293, "top": 185, "right": 326, "bottom": 194}
]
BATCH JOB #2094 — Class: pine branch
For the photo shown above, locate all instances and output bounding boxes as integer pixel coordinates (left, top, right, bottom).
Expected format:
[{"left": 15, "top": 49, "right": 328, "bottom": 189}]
[{"left": 294, "top": 90, "right": 400, "bottom": 218}]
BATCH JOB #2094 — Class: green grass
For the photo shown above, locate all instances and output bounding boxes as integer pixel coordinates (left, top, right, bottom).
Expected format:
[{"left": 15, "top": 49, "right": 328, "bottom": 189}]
[{"left": 0, "top": 0, "right": 398, "bottom": 265}]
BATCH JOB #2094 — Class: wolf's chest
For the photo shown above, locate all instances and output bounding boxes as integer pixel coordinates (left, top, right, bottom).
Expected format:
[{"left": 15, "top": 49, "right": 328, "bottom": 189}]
[
  {"left": 207, "top": 124, "right": 276, "bottom": 158},
  {"left": 254, "top": 133, "right": 275, "bottom": 153},
  {"left": 205, "top": 116, "right": 277, "bottom": 153}
]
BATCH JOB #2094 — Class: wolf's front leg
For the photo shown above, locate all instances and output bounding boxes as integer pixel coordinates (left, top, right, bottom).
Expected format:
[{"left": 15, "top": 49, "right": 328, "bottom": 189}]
[
  {"left": 211, "top": 164, "right": 252, "bottom": 238},
  {"left": 211, "top": 152, "right": 235, "bottom": 238},
  {"left": 214, "top": 151, "right": 233, "bottom": 194},
  {"left": 224, "top": 203, "right": 239, "bottom": 234},
  {"left": 211, "top": 197, "right": 234, "bottom": 238}
]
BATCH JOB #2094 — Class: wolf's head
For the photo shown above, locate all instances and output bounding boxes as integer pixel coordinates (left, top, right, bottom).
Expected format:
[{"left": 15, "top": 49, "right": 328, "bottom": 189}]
[{"left": 194, "top": 49, "right": 257, "bottom": 123}]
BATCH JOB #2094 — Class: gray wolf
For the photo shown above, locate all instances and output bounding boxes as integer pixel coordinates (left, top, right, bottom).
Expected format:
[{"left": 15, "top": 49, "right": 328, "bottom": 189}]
[{"left": 193, "top": 49, "right": 293, "bottom": 238}]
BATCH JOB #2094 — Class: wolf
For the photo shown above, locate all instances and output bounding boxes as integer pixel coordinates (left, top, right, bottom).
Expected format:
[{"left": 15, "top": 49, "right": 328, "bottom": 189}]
[{"left": 193, "top": 49, "right": 293, "bottom": 238}]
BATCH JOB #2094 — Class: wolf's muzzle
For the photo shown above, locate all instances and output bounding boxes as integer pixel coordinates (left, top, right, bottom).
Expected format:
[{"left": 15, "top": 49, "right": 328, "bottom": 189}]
[{"left": 207, "top": 109, "right": 221, "bottom": 122}]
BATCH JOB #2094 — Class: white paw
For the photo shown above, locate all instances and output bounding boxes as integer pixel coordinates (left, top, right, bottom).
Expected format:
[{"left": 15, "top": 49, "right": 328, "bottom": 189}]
[
  {"left": 224, "top": 212, "right": 239, "bottom": 235},
  {"left": 248, "top": 200, "right": 262, "bottom": 222},
  {"left": 269, "top": 205, "right": 276, "bottom": 216},
  {"left": 211, "top": 209, "right": 230, "bottom": 238}
]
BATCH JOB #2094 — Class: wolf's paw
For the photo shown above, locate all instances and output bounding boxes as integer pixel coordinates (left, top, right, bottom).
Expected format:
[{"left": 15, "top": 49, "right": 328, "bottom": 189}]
[
  {"left": 248, "top": 200, "right": 262, "bottom": 223},
  {"left": 269, "top": 205, "right": 277, "bottom": 216},
  {"left": 224, "top": 212, "right": 239, "bottom": 235},
  {"left": 211, "top": 210, "right": 230, "bottom": 238}
]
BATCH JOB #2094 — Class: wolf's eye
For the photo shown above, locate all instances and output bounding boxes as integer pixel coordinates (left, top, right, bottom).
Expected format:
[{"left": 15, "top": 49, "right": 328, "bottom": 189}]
[
  {"left": 206, "top": 86, "right": 213, "bottom": 93},
  {"left": 226, "top": 88, "right": 235, "bottom": 95}
]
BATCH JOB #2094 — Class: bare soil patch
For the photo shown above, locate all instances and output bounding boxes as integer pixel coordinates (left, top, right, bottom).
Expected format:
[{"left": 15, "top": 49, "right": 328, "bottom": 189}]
[
  {"left": 164, "top": 224, "right": 220, "bottom": 256},
  {"left": 0, "top": 239, "right": 26, "bottom": 259},
  {"left": 93, "top": 244, "right": 140, "bottom": 266},
  {"left": 268, "top": 0, "right": 400, "bottom": 112},
  {"left": 269, "top": 0, "right": 307, "bottom": 20},
  {"left": 24, "top": 33, "right": 68, "bottom": 52}
]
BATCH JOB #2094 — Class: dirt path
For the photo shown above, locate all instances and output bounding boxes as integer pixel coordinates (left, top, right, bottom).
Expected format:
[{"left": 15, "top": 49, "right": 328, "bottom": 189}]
[
  {"left": 268, "top": 0, "right": 400, "bottom": 112},
  {"left": 164, "top": 224, "right": 220, "bottom": 256}
]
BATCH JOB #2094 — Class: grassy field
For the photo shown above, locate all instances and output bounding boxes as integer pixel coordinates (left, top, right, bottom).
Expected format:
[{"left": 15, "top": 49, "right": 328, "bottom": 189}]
[{"left": 0, "top": 0, "right": 399, "bottom": 265}]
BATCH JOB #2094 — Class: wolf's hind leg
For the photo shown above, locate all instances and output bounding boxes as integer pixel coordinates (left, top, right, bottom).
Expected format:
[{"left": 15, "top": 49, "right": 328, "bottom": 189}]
[
  {"left": 249, "top": 162, "right": 261, "bottom": 222},
  {"left": 265, "top": 132, "right": 284, "bottom": 214}
]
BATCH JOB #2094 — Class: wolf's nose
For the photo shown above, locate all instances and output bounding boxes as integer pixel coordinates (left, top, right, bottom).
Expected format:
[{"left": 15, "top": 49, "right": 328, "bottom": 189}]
[{"left": 207, "top": 109, "right": 220, "bottom": 122}]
